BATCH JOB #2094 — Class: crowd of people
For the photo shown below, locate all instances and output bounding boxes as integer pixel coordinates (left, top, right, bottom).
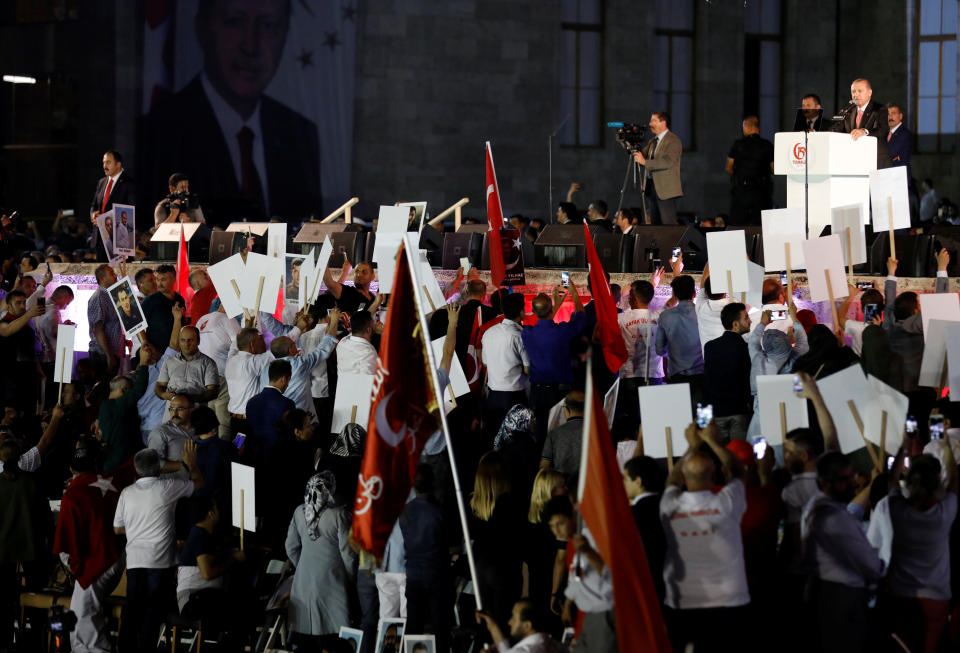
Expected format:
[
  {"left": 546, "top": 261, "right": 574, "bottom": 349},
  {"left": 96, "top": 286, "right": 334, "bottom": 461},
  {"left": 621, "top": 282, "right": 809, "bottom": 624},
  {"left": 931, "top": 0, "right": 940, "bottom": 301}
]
[{"left": 0, "top": 194, "right": 959, "bottom": 653}]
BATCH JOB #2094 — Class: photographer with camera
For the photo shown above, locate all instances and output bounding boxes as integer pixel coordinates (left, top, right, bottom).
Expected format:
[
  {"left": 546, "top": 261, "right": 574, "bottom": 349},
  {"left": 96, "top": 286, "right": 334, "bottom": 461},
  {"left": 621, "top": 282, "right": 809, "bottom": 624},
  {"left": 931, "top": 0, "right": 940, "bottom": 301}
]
[
  {"left": 633, "top": 111, "right": 684, "bottom": 225},
  {"left": 154, "top": 173, "right": 205, "bottom": 229}
]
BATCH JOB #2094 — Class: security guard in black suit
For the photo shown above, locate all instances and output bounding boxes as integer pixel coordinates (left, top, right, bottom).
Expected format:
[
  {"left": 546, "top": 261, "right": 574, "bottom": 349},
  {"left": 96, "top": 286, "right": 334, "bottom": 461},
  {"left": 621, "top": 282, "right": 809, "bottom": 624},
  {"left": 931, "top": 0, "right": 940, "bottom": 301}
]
[{"left": 725, "top": 116, "right": 774, "bottom": 226}]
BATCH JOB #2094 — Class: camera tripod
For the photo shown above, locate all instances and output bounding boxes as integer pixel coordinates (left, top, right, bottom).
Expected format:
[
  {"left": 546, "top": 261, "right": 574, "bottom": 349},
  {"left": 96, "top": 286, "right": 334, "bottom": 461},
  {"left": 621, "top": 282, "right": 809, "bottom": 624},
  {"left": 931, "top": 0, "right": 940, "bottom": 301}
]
[{"left": 615, "top": 150, "right": 650, "bottom": 226}]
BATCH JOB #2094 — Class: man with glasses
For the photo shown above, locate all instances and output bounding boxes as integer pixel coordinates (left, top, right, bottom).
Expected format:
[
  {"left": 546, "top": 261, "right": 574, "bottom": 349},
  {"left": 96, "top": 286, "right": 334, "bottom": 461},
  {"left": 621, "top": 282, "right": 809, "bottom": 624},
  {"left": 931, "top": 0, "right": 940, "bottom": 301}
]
[{"left": 147, "top": 394, "right": 196, "bottom": 479}]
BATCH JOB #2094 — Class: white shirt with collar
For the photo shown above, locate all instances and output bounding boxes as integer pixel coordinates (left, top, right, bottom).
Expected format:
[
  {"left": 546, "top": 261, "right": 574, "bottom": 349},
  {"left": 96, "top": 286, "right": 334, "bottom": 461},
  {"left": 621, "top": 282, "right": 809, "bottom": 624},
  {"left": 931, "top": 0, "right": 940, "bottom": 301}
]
[
  {"left": 889, "top": 122, "right": 902, "bottom": 137},
  {"left": 201, "top": 73, "right": 270, "bottom": 212},
  {"left": 481, "top": 319, "right": 529, "bottom": 392},
  {"left": 225, "top": 349, "right": 275, "bottom": 415},
  {"left": 336, "top": 335, "right": 378, "bottom": 376},
  {"left": 197, "top": 311, "right": 241, "bottom": 376},
  {"left": 496, "top": 632, "right": 563, "bottom": 653}
]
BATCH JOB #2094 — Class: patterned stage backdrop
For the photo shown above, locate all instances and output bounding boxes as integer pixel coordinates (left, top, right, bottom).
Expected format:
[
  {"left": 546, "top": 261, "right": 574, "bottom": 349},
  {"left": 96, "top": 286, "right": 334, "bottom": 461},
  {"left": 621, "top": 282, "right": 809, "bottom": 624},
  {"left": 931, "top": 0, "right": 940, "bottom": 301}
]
[{"left": 140, "top": 0, "right": 357, "bottom": 221}]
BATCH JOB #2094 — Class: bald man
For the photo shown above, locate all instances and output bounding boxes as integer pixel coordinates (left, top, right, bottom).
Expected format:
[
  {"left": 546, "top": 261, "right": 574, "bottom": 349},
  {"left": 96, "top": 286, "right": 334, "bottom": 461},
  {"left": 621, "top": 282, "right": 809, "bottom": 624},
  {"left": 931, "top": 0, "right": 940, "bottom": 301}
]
[
  {"left": 830, "top": 77, "right": 890, "bottom": 168},
  {"left": 660, "top": 422, "right": 749, "bottom": 652},
  {"left": 521, "top": 281, "right": 585, "bottom": 442}
]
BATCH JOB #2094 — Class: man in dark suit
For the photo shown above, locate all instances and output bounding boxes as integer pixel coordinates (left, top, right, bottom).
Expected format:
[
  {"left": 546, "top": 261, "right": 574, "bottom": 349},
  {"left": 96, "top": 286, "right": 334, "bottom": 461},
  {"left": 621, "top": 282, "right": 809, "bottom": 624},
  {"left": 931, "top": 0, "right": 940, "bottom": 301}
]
[
  {"left": 623, "top": 455, "right": 666, "bottom": 601},
  {"left": 633, "top": 111, "right": 683, "bottom": 225},
  {"left": 791, "top": 93, "right": 827, "bottom": 132},
  {"left": 830, "top": 78, "right": 891, "bottom": 169},
  {"left": 886, "top": 103, "right": 913, "bottom": 172},
  {"left": 89, "top": 150, "right": 136, "bottom": 260},
  {"left": 245, "top": 359, "right": 295, "bottom": 466},
  {"left": 140, "top": 0, "right": 320, "bottom": 225}
]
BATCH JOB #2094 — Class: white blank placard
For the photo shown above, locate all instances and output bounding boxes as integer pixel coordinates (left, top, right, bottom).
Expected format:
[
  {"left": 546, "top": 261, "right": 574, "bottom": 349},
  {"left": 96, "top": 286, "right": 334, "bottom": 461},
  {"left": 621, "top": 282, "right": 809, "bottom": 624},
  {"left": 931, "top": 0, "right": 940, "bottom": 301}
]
[
  {"left": 919, "top": 293, "right": 960, "bottom": 337},
  {"left": 802, "top": 235, "right": 849, "bottom": 303},
  {"left": 919, "top": 319, "right": 957, "bottom": 388},
  {"left": 310, "top": 237, "right": 333, "bottom": 306},
  {"left": 947, "top": 323, "right": 960, "bottom": 401},
  {"left": 761, "top": 207, "right": 807, "bottom": 271},
  {"left": 604, "top": 378, "right": 619, "bottom": 429},
  {"left": 745, "top": 261, "right": 765, "bottom": 308},
  {"left": 706, "top": 231, "right": 750, "bottom": 294},
  {"left": 431, "top": 337, "right": 469, "bottom": 414},
  {"left": 298, "top": 248, "right": 316, "bottom": 311},
  {"left": 331, "top": 373, "right": 375, "bottom": 433},
  {"left": 207, "top": 254, "right": 247, "bottom": 318},
  {"left": 267, "top": 223, "right": 287, "bottom": 260},
  {"left": 417, "top": 250, "right": 446, "bottom": 312},
  {"left": 231, "top": 462, "right": 256, "bottom": 532},
  {"left": 638, "top": 384, "right": 692, "bottom": 459},
  {"left": 864, "top": 375, "right": 909, "bottom": 455},
  {"left": 755, "top": 375, "right": 809, "bottom": 446},
  {"left": 870, "top": 166, "right": 911, "bottom": 232},
  {"left": 817, "top": 365, "right": 871, "bottom": 454},
  {"left": 831, "top": 204, "right": 867, "bottom": 266},
  {"left": 241, "top": 252, "right": 283, "bottom": 313},
  {"left": 54, "top": 324, "right": 76, "bottom": 384}
]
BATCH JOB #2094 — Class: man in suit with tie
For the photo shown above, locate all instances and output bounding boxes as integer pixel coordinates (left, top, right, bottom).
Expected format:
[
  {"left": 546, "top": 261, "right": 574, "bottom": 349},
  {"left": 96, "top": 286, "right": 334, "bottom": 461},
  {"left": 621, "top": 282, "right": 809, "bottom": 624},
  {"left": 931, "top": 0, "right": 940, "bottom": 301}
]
[
  {"left": 633, "top": 111, "right": 683, "bottom": 225},
  {"left": 792, "top": 93, "right": 827, "bottom": 132},
  {"left": 886, "top": 103, "right": 913, "bottom": 172},
  {"left": 830, "top": 78, "right": 891, "bottom": 169},
  {"left": 89, "top": 150, "right": 136, "bottom": 260}
]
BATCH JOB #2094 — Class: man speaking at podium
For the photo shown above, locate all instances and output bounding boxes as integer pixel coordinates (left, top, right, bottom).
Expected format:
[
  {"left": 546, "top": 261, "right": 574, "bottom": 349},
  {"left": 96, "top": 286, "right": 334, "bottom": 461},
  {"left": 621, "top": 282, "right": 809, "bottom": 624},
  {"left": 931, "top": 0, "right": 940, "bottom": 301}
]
[{"left": 830, "top": 78, "right": 891, "bottom": 169}]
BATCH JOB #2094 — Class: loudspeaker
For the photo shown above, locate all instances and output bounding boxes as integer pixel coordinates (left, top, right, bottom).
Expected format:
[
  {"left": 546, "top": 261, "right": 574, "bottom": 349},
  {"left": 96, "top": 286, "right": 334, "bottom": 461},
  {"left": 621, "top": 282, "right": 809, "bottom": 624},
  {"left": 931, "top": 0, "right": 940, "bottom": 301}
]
[
  {"left": 534, "top": 224, "right": 587, "bottom": 268},
  {"left": 740, "top": 226, "right": 764, "bottom": 268},
  {"left": 442, "top": 232, "right": 483, "bottom": 269},
  {"left": 592, "top": 233, "right": 634, "bottom": 273},
  {"left": 293, "top": 222, "right": 361, "bottom": 243},
  {"left": 419, "top": 226, "right": 445, "bottom": 267},
  {"left": 208, "top": 231, "right": 248, "bottom": 265},
  {"left": 869, "top": 234, "right": 935, "bottom": 276},
  {"left": 630, "top": 226, "right": 688, "bottom": 273},
  {"left": 328, "top": 231, "right": 367, "bottom": 268}
]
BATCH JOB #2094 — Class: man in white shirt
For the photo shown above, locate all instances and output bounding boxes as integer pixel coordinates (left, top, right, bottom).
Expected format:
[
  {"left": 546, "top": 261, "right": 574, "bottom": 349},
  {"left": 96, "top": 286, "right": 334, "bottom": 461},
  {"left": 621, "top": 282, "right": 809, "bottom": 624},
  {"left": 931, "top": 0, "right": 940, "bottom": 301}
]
[
  {"left": 113, "top": 444, "right": 203, "bottom": 651},
  {"left": 336, "top": 309, "right": 378, "bottom": 376},
  {"left": 616, "top": 276, "right": 665, "bottom": 435},
  {"left": 197, "top": 303, "right": 240, "bottom": 439},
  {"left": 481, "top": 294, "right": 529, "bottom": 440},
  {"left": 694, "top": 264, "right": 731, "bottom": 350},
  {"left": 660, "top": 422, "right": 749, "bottom": 652},
  {"left": 755, "top": 278, "right": 793, "bottom": 336},
  {"left": 475, "top": 599, "right": 563, "bottom": 653},
  {"left": 224, "top": 327, "right": 277, "bottom": 438}
]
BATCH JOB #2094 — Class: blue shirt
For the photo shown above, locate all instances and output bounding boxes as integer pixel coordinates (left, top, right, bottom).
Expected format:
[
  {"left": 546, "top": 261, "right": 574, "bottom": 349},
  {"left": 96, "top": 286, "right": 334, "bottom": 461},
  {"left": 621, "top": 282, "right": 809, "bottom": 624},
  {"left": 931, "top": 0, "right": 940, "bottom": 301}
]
[
  {"left": 655, "top": 301, "right": 704, "bottom": 376},
  {"left": 139, "top": 346, "right": 178, "bottom": 444},
  {"left": 521, "top": 312, "right": 586, "bottom": 384},
  {"left": 258, "top": 333, "right": 338, "bottom": 416}
]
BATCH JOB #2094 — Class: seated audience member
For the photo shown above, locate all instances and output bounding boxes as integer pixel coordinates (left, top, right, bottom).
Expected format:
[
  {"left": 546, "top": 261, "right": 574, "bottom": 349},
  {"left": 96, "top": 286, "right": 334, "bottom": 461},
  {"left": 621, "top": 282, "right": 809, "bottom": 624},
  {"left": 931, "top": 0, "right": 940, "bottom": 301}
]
[
  {"left": 655, "top": 273, "right": 705, "bottom": 403},
  {"left": 99, "top": 346, "right": 152, "bottom": 472},
  {"left": 285, "top": 472, "right": 358, "bottom": 639},
  {"left": 660, "top": 422, "right": 749, "bottom": 652},
  {"left": 113, "top": 444, "right": 203, "bottom": 651},
  {"left": 540, "top": 391, "right": 585, "bottom": 489},
  {"left": 177, "top": 496, "right": 245, "bottom": 613},
  {"left": 623, "top": 455, "right": 667, "bottom": 601},
  {"left": 746, "top": 303, "right": 808, "bottom": 437},
  {"left": 336, "top": 309, "right": 378, "bottom": 376},
  {"left": 703, "top": 302, "right": 752, "bottom": 441},
  {"left": 868, "top": 447, "right": 957, "bottom": 653},
  {"left": 801, "top": 451, "right": 884, "bottom": 653},
  {"left": 544, "top": 495, "right": 617, "bottom": 653},
  {"left": 475, "top": 599, "right": 564, "bottom": 653}
]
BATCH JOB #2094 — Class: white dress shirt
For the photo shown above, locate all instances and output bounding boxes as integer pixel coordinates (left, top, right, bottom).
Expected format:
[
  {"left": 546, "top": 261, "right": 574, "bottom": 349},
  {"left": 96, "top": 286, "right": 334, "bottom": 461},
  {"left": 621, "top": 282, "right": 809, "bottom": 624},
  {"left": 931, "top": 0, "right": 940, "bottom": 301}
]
[
  {"left": 481, "top": 319, "right": 529, "bottom": 392},
  {"left": 300, "top": 325, "right": 332, "bottom": 398},
  {"left": 197, "top": 311, "right": 241, "bottom": 376},
  {"left": 114, "top": 477, "right": 195, "bottom": 569},
  {"left": 336, "top": 335, "right": 378, "bottom": 376},
  {"left": 225, "top": 349, "right": 274, "bottom": 415}
]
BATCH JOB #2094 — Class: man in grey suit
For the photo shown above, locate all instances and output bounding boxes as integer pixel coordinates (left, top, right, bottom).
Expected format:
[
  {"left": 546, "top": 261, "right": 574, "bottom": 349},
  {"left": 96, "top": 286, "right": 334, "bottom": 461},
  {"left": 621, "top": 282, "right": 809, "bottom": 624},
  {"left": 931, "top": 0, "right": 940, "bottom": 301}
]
[{"left": 633, "top": 111, "right": 683, "bottom": 225}]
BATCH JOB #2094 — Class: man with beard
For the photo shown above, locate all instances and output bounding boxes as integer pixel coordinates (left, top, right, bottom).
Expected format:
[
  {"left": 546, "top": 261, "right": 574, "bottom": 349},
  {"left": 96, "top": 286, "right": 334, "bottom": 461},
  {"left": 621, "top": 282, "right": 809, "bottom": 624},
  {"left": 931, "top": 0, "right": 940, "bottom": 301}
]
[
  {"left": 475, "top": 599, "right": 563, "bottom": 652},
  {"left": 147, "top": 394, "right": 196, "bottom": 479}
]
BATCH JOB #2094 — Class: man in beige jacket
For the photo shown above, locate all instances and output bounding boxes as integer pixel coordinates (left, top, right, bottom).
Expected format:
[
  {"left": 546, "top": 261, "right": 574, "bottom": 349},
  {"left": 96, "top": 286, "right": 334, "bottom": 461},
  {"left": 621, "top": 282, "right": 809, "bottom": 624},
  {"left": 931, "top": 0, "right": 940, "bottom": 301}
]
[{"left": 634, "top": 111, "right": 683, "bottom": 224}]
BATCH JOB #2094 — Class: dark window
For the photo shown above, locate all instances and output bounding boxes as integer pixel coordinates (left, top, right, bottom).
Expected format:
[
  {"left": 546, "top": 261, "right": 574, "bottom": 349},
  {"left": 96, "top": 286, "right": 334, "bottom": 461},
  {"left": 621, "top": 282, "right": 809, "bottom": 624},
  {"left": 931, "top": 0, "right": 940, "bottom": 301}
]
[
  {"left": 743, "top": 0, "right": 781, "bottom": 140},
  {"left": 653, "top": 0, "right": 695, "bottom": 148},
  {"left": 559, "top": 0, "right": 604, "bottom": 147},
  {"left": 916, "top": 0, "right": 957, "bottom": 152}
]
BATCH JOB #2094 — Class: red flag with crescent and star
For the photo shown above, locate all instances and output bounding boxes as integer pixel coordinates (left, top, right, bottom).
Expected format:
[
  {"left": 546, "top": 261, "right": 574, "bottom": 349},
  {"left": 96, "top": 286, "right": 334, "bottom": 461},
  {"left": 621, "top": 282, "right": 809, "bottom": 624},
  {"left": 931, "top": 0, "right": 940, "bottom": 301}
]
[
  {"left": 352, "top": 241, "right": 440, "bottom": 559},
  {"left": 584, "top": 222, "right": 628, "bottom": 373},
  {"left": 485, "top": 141, "right": 506, "bottom": 288}
]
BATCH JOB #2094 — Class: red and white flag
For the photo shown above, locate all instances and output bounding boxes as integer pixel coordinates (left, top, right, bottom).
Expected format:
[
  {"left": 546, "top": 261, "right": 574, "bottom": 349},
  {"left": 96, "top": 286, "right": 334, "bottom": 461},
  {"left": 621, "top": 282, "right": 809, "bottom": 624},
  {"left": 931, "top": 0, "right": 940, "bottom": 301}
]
[
  {"left": 584, "top": 222, "right": 628, "bottom": 373},
  {"left": 485, "top": 142, "right": 506, "bottom": 288},
  {"left": 578, "top": 363, "right": 672, "bottom": 651},
  {"left": 353, "top": 241, "right": 440, "bottom": 558},
  {"left": 176, "top": 225, "right": 194, "bottom": 313}
]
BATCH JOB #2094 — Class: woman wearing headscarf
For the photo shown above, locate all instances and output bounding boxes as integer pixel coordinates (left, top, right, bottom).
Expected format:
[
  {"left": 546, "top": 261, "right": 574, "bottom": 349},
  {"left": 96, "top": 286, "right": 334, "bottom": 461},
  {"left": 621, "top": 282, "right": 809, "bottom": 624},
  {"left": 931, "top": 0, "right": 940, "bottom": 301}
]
[
  {"left": 285, "top": 471, "right": 357, "bottom": 638},
  {"left": 792, "top": 324, "right": 859, "bottom": 379},
  {"left": 494, "top": 405, "right": 539, "bottom": 505},
  {"left": 747, "top": 303, "right": 809, "bottom": 437}
]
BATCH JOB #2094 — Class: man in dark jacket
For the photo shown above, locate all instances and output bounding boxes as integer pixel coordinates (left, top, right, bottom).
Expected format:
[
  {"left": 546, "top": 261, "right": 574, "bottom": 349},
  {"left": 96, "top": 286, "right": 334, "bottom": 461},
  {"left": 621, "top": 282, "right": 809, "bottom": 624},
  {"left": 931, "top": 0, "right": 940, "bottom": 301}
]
[{"left": 704, "top": 302, "right": 753, "bottom": 441}]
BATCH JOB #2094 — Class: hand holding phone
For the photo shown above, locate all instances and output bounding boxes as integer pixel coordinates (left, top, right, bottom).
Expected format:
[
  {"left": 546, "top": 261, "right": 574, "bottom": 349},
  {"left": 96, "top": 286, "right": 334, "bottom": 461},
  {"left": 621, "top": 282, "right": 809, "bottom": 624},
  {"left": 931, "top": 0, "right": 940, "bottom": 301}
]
[
  {"left": 561, "top": 270, "right": 570, "bottom": 288},
  {"left": 752, "top": 437, "right": 768, "bottom": 460},
  {"left": 863, "top": 303, "right": 880, "bottom": 322},
  {"left": 929, "top": 414, "right": 945, "bottom": 440},
  {"left": 771, "top": 309, "right": 788, "bottom": 320},
  {"left": 695, "top": 403, "right": 713, "bottom": 428},
  {"left": 671, "top": 247, "right": 681, "bottom": 263}
]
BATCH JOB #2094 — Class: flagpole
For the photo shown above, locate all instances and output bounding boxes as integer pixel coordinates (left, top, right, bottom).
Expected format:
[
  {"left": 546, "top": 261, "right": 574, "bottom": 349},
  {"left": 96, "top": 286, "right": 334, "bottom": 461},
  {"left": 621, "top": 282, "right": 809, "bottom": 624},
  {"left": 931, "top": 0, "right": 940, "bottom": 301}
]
[
  {"left": 574, "top": 355, "right": 595, "bottom": 578},
  {"left": 402, "top": 234, "right": 484, "bottom": 610}
]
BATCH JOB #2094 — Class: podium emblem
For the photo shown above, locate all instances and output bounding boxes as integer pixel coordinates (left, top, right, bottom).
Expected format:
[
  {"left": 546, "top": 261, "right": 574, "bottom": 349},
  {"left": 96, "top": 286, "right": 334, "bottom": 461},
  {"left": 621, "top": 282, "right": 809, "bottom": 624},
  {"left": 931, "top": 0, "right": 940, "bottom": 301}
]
[{"left": 791, "top": 141, "right": 806, "bottom": 170}]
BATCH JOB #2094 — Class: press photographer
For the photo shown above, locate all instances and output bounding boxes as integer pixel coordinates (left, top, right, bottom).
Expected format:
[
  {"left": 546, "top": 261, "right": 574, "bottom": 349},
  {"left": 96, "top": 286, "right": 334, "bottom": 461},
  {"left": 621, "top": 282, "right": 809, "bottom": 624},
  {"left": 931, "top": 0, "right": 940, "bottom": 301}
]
[{"left": 153, "top": 173, "right": 205, "bottom": 229}]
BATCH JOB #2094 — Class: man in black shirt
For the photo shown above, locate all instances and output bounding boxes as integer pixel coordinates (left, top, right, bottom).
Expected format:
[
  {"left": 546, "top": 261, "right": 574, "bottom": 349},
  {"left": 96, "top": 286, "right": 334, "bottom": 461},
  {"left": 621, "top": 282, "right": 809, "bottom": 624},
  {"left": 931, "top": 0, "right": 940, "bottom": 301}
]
[
  {"left": 140, "top": 264, "right": 186, "bottom": 351},
  {"left": 623, "top": 455, "right": 666, "bottom": 601},
  {"left": 322, "top": 258, "right": 379, "bottom": 314},
  {"left": 704, "top": 302, "right": 753, "bottom": 441},
  {"left": 725, "top": 116, "right": 774, "bottom": 226}
]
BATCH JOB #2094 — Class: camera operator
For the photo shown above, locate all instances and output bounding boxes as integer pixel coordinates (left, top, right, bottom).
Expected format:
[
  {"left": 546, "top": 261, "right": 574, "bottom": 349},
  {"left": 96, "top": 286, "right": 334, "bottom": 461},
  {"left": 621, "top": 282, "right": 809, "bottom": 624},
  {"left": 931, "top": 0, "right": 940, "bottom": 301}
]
[{"left": 153, "top": 173, "right": 205, "bottom": 230}]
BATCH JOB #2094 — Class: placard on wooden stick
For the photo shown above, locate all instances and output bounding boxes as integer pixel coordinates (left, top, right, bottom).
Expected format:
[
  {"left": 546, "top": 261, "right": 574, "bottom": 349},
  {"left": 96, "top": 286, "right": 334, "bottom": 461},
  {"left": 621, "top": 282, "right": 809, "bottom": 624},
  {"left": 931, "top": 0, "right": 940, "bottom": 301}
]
[
  {"left": 919, "top": 293, "right": 960, "bottom": 338},
  {"left": 755, "top": 375, "right": 808, "bottom": 446},
  {"left": 231, "top": 462, "right": 256, "bottom": 538},
  {"left": 331, "top": 373, "right": 375, "bottom": 433},
  {"left": 864, "top": 375, "right": 908, "bottom": 456},
  {"left": 801, "top": 235, "right": 849, "bottom": 303},
  {"left": 638, "top": 384, "right": 692, "bottom": 463},
  {"left": 53, "top": 324, "right": 76, "bottom": 384},
  {"left": 947, "top": 322, "right": 960, "bottom": 401},
  {"left": 431, "top": 337, "right": 470, "bottom": 414},
  {"left": 761, "top": 208, "right": 807, "bottom": 271},
  {"left": 919, "top": 319, "right": 959, "bottom": 388},
  {"left": 817, "top": 365, "right": 873, "bottom": 454},
  {"left": 207, "top": 254, "right": 248, "bottom": 319},
  {"left": 830, "top": 204, "right": 867, "bottom": 269},
  {"left": 706, "top": 230, "right": 750, "bottom": 294}
]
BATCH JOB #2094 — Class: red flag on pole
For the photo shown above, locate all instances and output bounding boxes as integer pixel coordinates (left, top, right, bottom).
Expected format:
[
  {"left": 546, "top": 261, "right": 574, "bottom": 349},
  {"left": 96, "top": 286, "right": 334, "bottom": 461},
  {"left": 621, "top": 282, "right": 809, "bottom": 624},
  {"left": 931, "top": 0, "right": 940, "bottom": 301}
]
[
  {"left": 176, "top": 225, "right": 194, "bottom": 313},
  {"left": 485, "top": 142, "right": 506, "bottom": 288},
  {"left": 578, "top": 362, "right": 672, "bottom": 652},
  {"left": 352, "top": 241, "right": 440, "bottom": 558},
  {"left": 583, "top": 222, "right": 628, "bottom": 373}
]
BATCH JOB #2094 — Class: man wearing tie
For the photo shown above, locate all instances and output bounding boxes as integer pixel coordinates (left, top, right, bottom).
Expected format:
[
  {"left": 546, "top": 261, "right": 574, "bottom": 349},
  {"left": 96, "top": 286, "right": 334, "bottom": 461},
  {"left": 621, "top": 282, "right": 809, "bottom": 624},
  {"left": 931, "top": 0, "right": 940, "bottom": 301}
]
[
  {"left": 830, "top": 78, "right": 891, "bottom": 169},
  {"left": 791, "top": 93, "right": 826, "bottom": 132},
  {"left": 89, "top": 150, "right": 136, "bottom": 261},
  {"left": 633, "top": 111, "right": 683, "bottom": 225}
]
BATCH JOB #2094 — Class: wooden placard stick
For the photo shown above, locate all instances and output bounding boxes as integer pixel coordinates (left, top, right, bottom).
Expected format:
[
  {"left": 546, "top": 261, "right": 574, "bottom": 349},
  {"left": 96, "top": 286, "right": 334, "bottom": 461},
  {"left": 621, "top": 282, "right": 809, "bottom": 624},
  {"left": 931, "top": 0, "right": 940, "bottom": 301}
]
[
  {"left": 665, "top": 427, "right": 674, "bottom": 473},
  {"left": 824, "top": 269, "right": 842, "bottom": 335},
  {"left": 423, "top": 285, "right": 437, "bottom": 313},
  {"left": 230, "top": 279, "right": 252, "bottom": 321},
  {"left": 726, "top": 270, "right": 734, "bottom": 299},
  {"left": 784, "top": 242, "right": 793, "bottom": 300},
  {"left": 880, "top": 410, "right": 888, "bottom": 460},
  {"left": 845, "top": 225, "right": 854, "bottom": 281},
  {"left": 240, "top": 489, "right": 245, "bottom": 552},
  {"left": 938, "top": 357, "right": 949, "bottom": 399},
  {"left": 887, "top": 197, "right": 896, "bottom": 260},
  {"left": 254, "top": 276, "right": 265, "bottom": 314},
  {"left": 779, "top": 402, "right": 787, "bottom": 440},
  {"left": 350, "top": 405, "right": 358, "bottom": 424},
  {"left": 55, "top": 347, "right": 64, "bottom": 404},
  {"left": 847, "top": 400, "right": 879, "bottom": 468}
]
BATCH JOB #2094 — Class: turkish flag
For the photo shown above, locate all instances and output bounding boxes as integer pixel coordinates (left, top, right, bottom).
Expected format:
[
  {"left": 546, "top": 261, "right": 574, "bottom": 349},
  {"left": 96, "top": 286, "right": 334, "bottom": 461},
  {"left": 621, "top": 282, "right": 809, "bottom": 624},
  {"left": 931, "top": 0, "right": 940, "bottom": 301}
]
[
  {"left": 485, "top": 142, "right": 506, "bottom": 288},
  {"left": 578, "top": 367, "right": 672, "bottom": 651},
  {"left": 583, "top": 222, "right": 628, "bottom": 373},
  {"left": 176, "top": 225, "right": 195, "bottom": 314},
  {"left": 352, "top": 241, "right": 440, "bottom": 558}
]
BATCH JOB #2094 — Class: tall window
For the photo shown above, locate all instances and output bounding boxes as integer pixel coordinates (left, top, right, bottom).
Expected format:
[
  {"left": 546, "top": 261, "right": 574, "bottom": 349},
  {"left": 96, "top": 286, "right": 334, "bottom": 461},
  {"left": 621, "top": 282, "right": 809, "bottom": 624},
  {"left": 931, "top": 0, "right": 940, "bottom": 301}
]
[
  {"left": 559, "top": 0, "right": 603, "bottom": 147},
  {"left": 653, "top": 0, "right": 695, "bottom": 148},
  {"left": 917, "top": 0, "right": 957, "bottom": 151},
  {"left": 743, "top": 0, "right": 781, "bottom": 140}
]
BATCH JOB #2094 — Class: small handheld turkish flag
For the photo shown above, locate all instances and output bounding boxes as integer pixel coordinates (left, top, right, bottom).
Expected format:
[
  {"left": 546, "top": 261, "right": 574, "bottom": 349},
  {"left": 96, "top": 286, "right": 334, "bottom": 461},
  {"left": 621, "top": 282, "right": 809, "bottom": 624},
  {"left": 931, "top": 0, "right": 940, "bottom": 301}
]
[{"left": 485, "top": 142, "right": 506, "bottom": 288}]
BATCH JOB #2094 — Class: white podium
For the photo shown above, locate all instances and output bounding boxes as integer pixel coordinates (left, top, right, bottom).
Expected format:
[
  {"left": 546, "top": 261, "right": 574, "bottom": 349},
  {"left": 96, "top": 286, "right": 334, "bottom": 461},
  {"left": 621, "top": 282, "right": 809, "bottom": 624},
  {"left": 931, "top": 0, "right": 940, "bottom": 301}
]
[{"left": 774, "top": 131, "right": 877, "bottom": 238}]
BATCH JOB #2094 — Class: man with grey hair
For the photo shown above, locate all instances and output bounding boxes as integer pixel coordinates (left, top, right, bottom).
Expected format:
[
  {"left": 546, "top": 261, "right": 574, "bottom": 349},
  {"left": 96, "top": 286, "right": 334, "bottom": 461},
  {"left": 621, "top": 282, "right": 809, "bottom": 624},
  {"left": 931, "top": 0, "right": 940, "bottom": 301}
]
[
  {"left": 114, "top": 442, "right": 203, "bottom": 651},
  {"left": 99, "top": 345, "right": 151, "bottom": 472},
  {"left": 148, "top": 394, "right": 196, "bottom": 479},
  {"left": 830, "top": 77, "right": 891, "bottom": 168}
]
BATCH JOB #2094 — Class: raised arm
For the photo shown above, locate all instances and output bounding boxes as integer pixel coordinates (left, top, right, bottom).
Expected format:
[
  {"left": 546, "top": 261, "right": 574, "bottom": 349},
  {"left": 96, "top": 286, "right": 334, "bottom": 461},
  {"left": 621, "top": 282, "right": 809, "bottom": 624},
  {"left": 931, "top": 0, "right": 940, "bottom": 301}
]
[
  {"left": 700, "top": 422, "right": 744, "bottom": 480},
  {"left": 322, "top": 258, "right": 351, "bottom": 299},
  {"left": 35, "top": 404, "right": 65, "bottom": 456},
  {"left": 440, "top": 304, "right": 459, "bottom": 373},
  {"left": 795, "top": 371, "right": 839, "bottom": 451},
  {"left": 0, "top": 304, "right": 43, "bottom": 337},
  {"left": 935, "top": 248, "right": 950, "bottom": 293},
  {"left": 883, "top": 258, "right": 898, "bottom": 331}
]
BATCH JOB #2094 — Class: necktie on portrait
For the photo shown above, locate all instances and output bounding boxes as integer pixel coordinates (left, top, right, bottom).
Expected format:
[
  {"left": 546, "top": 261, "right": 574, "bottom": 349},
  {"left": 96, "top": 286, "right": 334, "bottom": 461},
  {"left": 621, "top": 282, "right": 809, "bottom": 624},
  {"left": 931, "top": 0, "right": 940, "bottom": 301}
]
[
  {"left": 100, "top": 178, "right": 114, "bottom": 215},
  {"left": 808, "top": 119, "right": 814, "bottom": 132},
  {"left": 237, "top": 126, "right": 265, "bottom": 212},
  {"left": 856, "top": 108, "right": 864, "bottom": 129}
]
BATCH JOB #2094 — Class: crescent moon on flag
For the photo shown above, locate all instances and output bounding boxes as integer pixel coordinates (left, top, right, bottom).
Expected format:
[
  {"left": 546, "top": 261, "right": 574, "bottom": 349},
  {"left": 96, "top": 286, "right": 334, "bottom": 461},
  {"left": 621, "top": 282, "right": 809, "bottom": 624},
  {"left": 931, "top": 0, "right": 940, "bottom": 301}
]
[
  {"left": 465, "top": 346, "right": 480, "bottom": 385},
  {"left": 374, "top": 391, "right": 409, "bottom": 447}
]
